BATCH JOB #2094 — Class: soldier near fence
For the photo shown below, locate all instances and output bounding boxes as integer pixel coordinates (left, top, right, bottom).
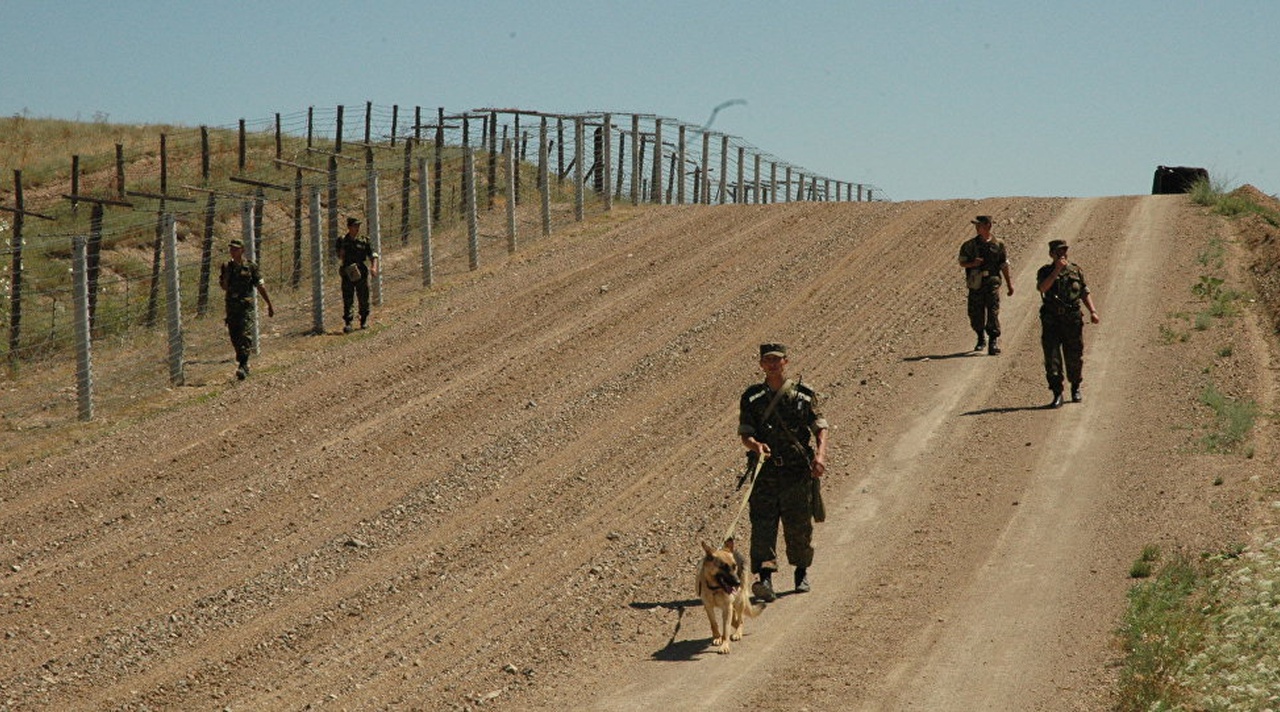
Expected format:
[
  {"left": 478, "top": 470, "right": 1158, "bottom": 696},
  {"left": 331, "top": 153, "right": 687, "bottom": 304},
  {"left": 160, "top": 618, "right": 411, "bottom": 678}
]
[
  {"left": 958, "top": 215, "right": 1014, "bottom": 354},
  {"left": 1036, "top": 239, "right": 1100, "bottom": 408},
  {"left": 219, "top": 238, "right": 274, "bottom": 380},
  {"left": 738, "top": 343, "right": 829, "bottom": 602},
  {"left": 336, "top": 216, "right": 379, "bottom": 333}
]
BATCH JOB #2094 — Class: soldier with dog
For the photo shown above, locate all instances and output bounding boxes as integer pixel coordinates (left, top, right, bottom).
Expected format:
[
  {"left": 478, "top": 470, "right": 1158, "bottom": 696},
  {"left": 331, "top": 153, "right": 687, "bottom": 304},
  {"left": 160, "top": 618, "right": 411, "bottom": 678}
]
[{"left": 738, "top": 343, "right": 828, "bottom": 602}]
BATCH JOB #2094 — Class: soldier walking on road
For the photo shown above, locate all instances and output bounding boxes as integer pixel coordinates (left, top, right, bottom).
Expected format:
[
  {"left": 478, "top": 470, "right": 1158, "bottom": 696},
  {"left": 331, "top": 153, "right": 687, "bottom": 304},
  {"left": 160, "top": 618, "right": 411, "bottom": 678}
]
[
  {"left": 219, "top": 238, "right": 274, "bottom": 380},
  {"left": 958, "top": 215, "right": 1013, "bottom": 354},
  {"left": 1037, "top": 239, "right": 1100, "bottom": 408},
  {"left": 738, "top": 343, "right": 829, "bottom": 601}
]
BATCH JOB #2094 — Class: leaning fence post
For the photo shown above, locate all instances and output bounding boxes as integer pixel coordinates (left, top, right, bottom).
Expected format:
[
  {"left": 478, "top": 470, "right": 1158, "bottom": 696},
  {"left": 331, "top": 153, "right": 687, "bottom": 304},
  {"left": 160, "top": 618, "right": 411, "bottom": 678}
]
[
  {"left": 650, "top": 118, "right": 663, "bottom": 204},
  {"left": 162, "top": 213, "right": 184, "bottom": 386},
  {"left": 72, "top": 235, "right": 94, "bottom": 421}
]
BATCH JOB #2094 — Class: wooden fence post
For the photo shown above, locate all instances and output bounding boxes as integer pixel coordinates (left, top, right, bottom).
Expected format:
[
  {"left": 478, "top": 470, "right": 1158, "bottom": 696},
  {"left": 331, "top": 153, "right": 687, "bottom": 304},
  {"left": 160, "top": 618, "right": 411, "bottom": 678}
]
[
  {"left": 650, "top": 118, "right": 663, "bottom": 204},
  {"left": 420, "top": 158, "right": 435, "bottom": 286},
  {"left": 71, "top": 235, "right": 93, "bottom": 421},
  {"left": 465, "top": 147, "right": 479, "bottom": 270},
  {"left": 198, "top": 193, "right": 216, "bottom": 316},
  {"left": 718, "top": 136, "right": 729, "bottom": 205},
  {"left": 630, "top": 115, "right": 640, "bottom": 206},
  {"left": 539, "top": 118, "right": 551, "bottom": 237},
  {"left": 574, "top": 116, "right": 584, "bottom": 221},
  {"left": 308, "top": 187, "right": 325, "bottom": 334},
  {"left": 503, "top": 140, "right": 516, "bottom": 253},
  {"left": 162, "top": 213, "right": 184, "bottom": 387},
  {"left": 601, "top": 113, "right": 612, "bottom": 212},
  {"left": 677, "top": 125, "right": 687, "bottom": 204}
]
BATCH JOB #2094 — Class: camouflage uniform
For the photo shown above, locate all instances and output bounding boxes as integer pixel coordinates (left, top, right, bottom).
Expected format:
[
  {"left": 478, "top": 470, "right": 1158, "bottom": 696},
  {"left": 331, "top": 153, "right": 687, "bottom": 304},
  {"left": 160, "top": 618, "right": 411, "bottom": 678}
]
[
  {"left": 1037, "top": 261, "right": 1090, "bottom": 393},
  {"left": 958, "top": 234, "right": 1009, "bottom": 341},
  {"left": 738, "top": 379, "right": 828, "bottom": 575},
  {"left": 221, "top": 258, "right": 262, "bottom": 373},
  {"left": 337, "top": 230, "right": 376, "bottom": 329}
]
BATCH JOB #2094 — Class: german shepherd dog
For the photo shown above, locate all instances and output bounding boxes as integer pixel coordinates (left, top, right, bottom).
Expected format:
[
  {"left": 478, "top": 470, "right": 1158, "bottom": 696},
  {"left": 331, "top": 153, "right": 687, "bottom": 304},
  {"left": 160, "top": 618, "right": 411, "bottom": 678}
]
[{"left": 697, "top": 537, "right": 764, "bottom": 654}]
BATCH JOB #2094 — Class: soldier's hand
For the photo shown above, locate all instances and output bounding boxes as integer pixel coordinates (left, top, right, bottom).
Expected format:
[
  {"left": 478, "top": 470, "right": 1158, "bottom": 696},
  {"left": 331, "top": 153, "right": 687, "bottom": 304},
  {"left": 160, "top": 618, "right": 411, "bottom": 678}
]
[
  {"left": 811, "top": 457, "right": 825, "bottom": 478},
  {"left": 1006, "top": 283, "right": 1014, "bottom": 297}
]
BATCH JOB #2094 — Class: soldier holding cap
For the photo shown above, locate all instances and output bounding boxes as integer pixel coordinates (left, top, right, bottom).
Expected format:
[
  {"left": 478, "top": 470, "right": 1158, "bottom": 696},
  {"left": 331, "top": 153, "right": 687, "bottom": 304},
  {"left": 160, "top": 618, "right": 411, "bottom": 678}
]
[
  {"left": 219, "top": 238, "right": 274, "bottom": 380},
  {"left": 958, "top": 215, "right": 1014, "bottom": 355},
  {"left": 737, "top": 343, "right": 829, "bottom": 601},
  {"left": 336, "top": 216, "right": 379, "bottom": 333},
  {"left": 1036, "top": 238, "right": 1100, "bottom": 408}
]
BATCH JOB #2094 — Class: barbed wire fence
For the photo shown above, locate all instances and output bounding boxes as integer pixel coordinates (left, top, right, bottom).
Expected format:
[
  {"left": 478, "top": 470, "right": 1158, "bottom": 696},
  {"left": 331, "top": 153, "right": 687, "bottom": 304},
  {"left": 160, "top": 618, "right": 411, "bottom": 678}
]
[{"left": 0, "top": 102, "right": 886, "bottom": 426}]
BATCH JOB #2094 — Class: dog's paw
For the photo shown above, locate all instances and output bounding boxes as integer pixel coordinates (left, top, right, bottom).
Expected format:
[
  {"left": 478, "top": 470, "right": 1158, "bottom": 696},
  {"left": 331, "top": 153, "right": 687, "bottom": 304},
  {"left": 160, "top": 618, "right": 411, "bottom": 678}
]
[
  {"left": 712, "top": 636, "right": 724, "bottom": 647},
  {"left": 717, "top": 642, "right": 731, "bottom": 654},
  {"left": 730, "top": 631, "right": 742, "bottom": 641}
]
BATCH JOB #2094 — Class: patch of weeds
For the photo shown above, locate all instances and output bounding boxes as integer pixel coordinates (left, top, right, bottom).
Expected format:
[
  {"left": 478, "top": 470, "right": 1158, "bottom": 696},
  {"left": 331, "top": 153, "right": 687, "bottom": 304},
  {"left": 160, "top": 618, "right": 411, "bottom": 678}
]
[
  {"left": 1193, "top": 313, "right": 1212, "bottom": 331},
  {"left": 1158, "top": 324, "right": 1189, "bottom": 344},
  {"left": 1130, "top": 545, "right": 1161, "bottom": 579},
  {"left": 1116, "top": 550, "right": 1210, "bottom": 711},
  {"left": 1215, "top": 344, "right": 1233, "bottom": 358},
  {"left": 1199, "top": 384, "right": 1258, "bottom": 453},
  {"left": 1194, "top": 237, "right": 1226, "bottom": 269}
]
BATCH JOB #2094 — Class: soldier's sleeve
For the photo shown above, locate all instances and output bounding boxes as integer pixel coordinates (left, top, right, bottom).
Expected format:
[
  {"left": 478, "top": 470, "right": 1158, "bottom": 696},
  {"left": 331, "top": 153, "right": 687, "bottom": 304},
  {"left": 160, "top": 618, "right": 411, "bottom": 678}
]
[
  {"left": 1076, "top": 266, "right": 1090, "bottom": 296},
  {"left": 738, "top": 386, "right": 763, "bottom": 438},
  {"left": 958, "top": 239, "right": 973, "bottom": 263},
  {"left": 798, "top": 384, "right": 829, "bottom": 433}
]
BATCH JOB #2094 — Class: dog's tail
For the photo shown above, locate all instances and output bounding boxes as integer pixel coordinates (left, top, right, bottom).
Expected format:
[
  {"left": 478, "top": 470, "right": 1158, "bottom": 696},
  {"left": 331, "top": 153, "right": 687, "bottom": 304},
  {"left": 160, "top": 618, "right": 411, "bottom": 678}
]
[{"left": 744, "top": 600, "right": 765, "bottom": 617}]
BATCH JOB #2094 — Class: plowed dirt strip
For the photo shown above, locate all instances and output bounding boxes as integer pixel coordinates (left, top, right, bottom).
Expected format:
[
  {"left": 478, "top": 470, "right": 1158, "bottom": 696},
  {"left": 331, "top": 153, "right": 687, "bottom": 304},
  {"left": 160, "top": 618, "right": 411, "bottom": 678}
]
[{"left": 1, "top": 196, "right": 1273, "bottom": 711}]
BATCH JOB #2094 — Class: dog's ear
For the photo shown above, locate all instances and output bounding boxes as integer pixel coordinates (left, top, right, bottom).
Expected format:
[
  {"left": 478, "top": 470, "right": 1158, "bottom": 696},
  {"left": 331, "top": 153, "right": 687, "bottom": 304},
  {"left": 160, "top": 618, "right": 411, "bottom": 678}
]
[
  {"left": 701, "top": 541, "right": 715, "bottom": 557},
  {"left": 722, "top": 536, "right": 735, "bottom": 553}
]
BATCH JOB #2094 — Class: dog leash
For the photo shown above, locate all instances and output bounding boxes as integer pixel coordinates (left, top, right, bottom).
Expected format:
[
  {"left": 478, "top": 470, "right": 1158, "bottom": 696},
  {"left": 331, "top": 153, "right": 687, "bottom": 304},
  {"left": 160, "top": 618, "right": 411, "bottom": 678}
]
[{"left": 723, "top": 452, "right": 767, "bottom": 541}]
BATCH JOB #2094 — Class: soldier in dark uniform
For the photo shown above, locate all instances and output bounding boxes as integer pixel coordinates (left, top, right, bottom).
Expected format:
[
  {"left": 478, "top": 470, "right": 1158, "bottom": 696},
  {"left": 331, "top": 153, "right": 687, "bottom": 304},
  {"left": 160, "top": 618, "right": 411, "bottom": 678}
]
[
  {"left": 336, "top": 216, "right": 379, "bottom": 334},
  {"left": 219, "top": 238, "right": 274, "bottom": 380},
  {"left": 738, "top": 343, "right": 829, "bottom": 601},
  {"left": 958, "top": 215, "right": 1014, "bottom": 354},
  {"left": 1036, "top": 239, "right": 1100, "bottom": 408}
]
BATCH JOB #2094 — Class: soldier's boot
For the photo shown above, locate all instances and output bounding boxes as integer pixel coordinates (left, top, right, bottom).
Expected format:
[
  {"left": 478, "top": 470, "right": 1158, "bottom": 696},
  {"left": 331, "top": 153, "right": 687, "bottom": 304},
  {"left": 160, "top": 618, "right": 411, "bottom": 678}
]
[
  {"left": 751, "top": 575, "right": 776, "bottom": 603},
  {"left": 1071, "top": 383, "right": 1082, "bottom": 403},
  {"left": 794, "top": 567, "right": 810, "bottom": 594},
  {"left": 343, "top": 320, "right": 354, "bottom": 334},
  {"left": 987, "top": 336, "right": 1001, "bottom": 355},
  {"left": 974, "top": 332, "right": 986, "bottom": 351},
  {"left": 1048, "top": 390, "right": 1064, "bottom": 409}
]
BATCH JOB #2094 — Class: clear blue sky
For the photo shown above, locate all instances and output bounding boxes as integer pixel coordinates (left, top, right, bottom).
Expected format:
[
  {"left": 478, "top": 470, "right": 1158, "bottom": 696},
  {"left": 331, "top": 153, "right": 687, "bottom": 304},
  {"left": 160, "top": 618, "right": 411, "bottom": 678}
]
[{"left": 3, "top": 1, "right": 1276, "bottom": 201}]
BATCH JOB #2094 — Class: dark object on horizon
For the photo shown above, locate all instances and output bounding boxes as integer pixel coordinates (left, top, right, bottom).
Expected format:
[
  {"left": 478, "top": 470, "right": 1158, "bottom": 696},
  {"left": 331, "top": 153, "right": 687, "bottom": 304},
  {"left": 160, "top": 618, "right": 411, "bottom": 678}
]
[{"left": 1152, "top": 165, "right": 1209, "bottom": 194}]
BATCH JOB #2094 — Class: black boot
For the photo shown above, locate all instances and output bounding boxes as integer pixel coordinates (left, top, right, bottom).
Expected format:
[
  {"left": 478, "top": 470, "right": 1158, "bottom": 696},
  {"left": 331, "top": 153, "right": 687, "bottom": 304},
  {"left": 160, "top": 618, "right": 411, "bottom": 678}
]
[
  {"left": 751, "top": 574, "right": 776, "bottom": 603},
  {"left": 1071, "top": 384, "right": 1082, "bottom": 403},
  {"left": 974, "top": 333, "right": 986, "bottom": 351},
  {"left": 1048, "top": 391, "right": 1063, "bottom": 409},
  {"left": 987, "top": 336, "right": 1001, "bottom": 355},
  {"left": 794, "top": 567, "right": 810, "bottom": 593}
]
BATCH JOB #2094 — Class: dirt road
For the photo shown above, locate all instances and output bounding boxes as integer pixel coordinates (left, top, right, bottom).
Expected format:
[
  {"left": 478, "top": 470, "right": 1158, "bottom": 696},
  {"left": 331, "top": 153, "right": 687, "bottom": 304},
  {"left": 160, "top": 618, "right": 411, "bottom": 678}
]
[{"left": 2, "top": 194, "right": 1275, "bottom": 710}]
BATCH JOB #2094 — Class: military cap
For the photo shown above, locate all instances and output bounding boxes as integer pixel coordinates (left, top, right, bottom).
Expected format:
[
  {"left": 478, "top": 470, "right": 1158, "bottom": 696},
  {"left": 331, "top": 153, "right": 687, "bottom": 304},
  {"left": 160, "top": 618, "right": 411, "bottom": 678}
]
[
  {"left": 971, "top": 215, "right": 993, "bottom": 226},
  {"left": 228, "top": 238, "right": 243, "bottom": 249},
  {"left": 347, "top": 216, "right": 361, "bottom": 227},
  {"left": 759, "top": 343, "right": 787, "bottom": 358},
  {"left": 1048, "top": 239, "right": 1069, "bottom": 252}
]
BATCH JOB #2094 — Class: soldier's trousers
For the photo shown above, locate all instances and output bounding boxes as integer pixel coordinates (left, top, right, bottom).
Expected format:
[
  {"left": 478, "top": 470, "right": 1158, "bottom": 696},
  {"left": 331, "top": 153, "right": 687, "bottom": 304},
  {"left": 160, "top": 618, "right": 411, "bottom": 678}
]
[
  {"left": 342, "top": 272, "right": 370, "bottom": 325},
  {"left": 1041, "top": 313, "right": 1084, "bottom": 392},
  {"left": 749, "top": 467, "right": 814, "bottom": 574},
  {"left": 967, "top": 288, "right": 1001, "bottom": 338},
  {"left": 225, "top": 306, "right": 254, "bottom": 367}
]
